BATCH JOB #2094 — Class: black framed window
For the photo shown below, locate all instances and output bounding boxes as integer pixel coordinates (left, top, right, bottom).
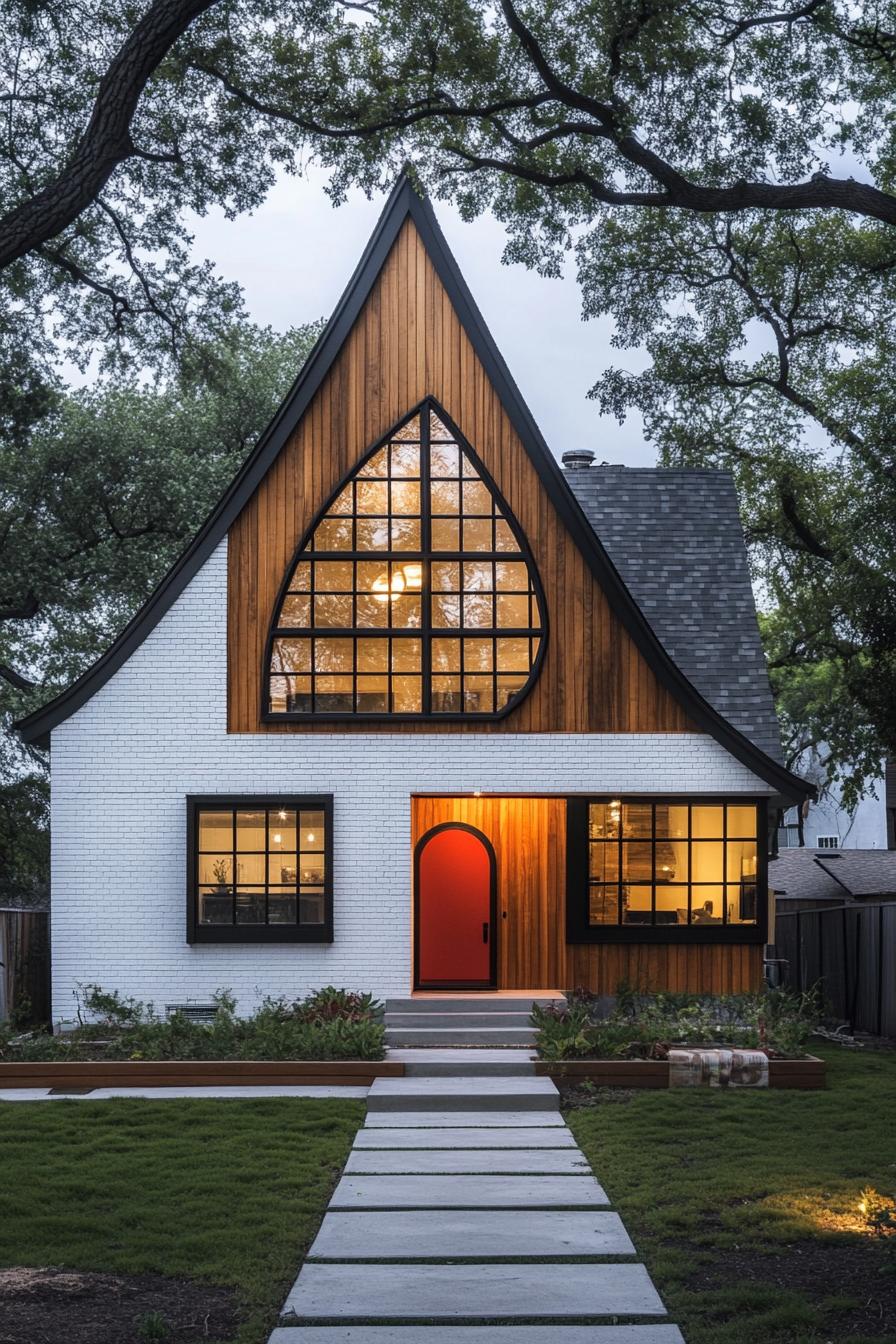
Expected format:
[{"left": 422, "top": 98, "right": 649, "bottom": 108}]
[
  {"left": 263, "top": 398, "right": 546, "bottom": 720},
  {"left": 187, "top": 796, "right": 333, "bottom": 943},
  {"left": 566, "top": 797, "right": 767, "bottom": 945}
]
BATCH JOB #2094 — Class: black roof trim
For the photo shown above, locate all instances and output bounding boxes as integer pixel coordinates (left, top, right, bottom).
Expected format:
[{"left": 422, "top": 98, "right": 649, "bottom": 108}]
[{"left": 15, "top": 173, "right": 813, "bottom": 799}]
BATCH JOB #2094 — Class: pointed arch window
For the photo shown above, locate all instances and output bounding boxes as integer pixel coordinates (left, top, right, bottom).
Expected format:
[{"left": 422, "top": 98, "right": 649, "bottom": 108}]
[{"left": 264, "top": 399, "right": 546, "bottom": 719}]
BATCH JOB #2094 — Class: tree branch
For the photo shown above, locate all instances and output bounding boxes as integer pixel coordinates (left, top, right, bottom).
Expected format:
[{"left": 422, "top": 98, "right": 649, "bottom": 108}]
[
  {"left": 0, "top": 0, "right": 219, "bottom": 270},
  {"left": 0, "top": 662, "right": 35, "bottom": 692}
]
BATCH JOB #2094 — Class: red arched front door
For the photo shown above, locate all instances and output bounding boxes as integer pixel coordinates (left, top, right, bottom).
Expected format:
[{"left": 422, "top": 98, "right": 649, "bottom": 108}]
[{"left": 415, "top": 824, "right": 497, "bottom": 989}]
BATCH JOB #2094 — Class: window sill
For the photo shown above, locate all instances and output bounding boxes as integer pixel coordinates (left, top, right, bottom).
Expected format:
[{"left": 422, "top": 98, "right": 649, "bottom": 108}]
[{"left": 188, "top": 926, "right": 334, "bottom": 945}]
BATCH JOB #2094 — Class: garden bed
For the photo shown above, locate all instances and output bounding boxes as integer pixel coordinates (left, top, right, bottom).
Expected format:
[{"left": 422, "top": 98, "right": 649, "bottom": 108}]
[
  {"left": 0, "top": 1058, "right": 403, "bottom": 1089},
  {"left": 535, "top": 1055, "right": 826, "bottom": 1089}
]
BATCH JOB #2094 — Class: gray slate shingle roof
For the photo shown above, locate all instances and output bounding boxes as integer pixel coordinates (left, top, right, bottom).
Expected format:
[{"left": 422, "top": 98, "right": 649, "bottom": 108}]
[
  {"left": 771, "top": 848, "right": 896, "bottom": 900},
  {"left": 565, "top": 464, "right": 783, "bottom": 763}
]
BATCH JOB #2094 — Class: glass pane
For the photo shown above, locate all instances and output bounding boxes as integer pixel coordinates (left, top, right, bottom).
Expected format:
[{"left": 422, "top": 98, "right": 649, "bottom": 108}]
[
  {"left": 660, "top": 805, "right": 690, "bottom": 840},
  {"left": 391, "top": 481, "right": 420, "bottom": 515},
  {"left": 494, "top": 519, "right": 520, "bottom": 552},
  {"left": 432, "top": 562, "right": 460, "bottom": 591},
  {"left": 355, "top": 595, "right": 388, "bottom": 628},
  {"left": 691, "top": 887, "right": 724, "bottom": 923},
  {"left": 314, "top": 638, "right": 353, "bottom": 673},
  {"left": 400, "top": 561, "right": 424, "bottom": 593},
  {"left": 393, "top": 416, "right": 422, "bottom": 443},
  {"left": 726, "top": 840, "right": 757, "bottom": 883},
  {"left": 622, "top": 803, "right": 652, "bottom": 838},
  {"left": 432, "top": 675, "right": 462, "bottom": 712},
  {"left": 390, "top": 442, "right": 420, "bottom": 476},
  {"left": 463, "top": 593, "right": 493, "bottom": 628},
  {"left": 280, "top": 594, "right": 310, "bottom": 627},
  {"left": 289, "top": 560, "right": 311, "bottom": 591},
  {"left": 589, "top": 802, "right": 621, "bottom": 839},
  {"left": 314, "top": 518, "right": 352, "bottom": 550},
  {"left": 358, "top": 446, "right": 388, "bottom": 477},
  {"left": 356, "top": 480, "right": 388, "bottom": 514},
  {"left": 463, "top": 480, "right": 493, "bottom": 515},
  {"left": 390, "top": 518, "right": 421, "bottom": 550},
  {"left": 622, "top": 885, "right": 652, "bottom": 924},
  {"left": 496, "top": 594, "right": 530, "bottom": 628},
  {"left": 728, "top": 882, "right": 758, "bottom": 924},
  {"left": 198, "top": 886, "right": 232, "bottom": 925},
  {"left": 271, "top": 853, "right": 298, "bottom": 884},
  {"left": 269, "top": 809, "right": 297, "bottom": 851},
  {"left": 298, "top": 853, "right": 325, "bottom": 883},
  {"left": 655, "top": 887, "right": 689, "bottom": 925},
  {"left": 430, "top": 441, "right": 460, "bottom": 476},
  {"left": 198, "top": 811, "right": 231, "bottom": 852},
  {"left": 432, "top": 638, "right": 461, "bottom": 672},
  {"left": 281, "top": 676, "right": 311, "bottom": 712},
  {"left": 299, "top": 889, "right": 326, "bottom": 925},
  {"left": 727, "top": 805, "right": 758, "bottom": 839},
  {"left": 463, "top": 560, "right": 493, "bottom": 592},
  {"left": 463, "top": 637, "right": 493, "bottom": 671},
  {"left": 432, "top": 594, "right": 461, "bottom": 628},
  {"left": 356, "top": 676, "right": 388, "bottom": 712},
  {"left": 463, "top": 517, "right": 492, "bottom": 551},
  {"left": 330, "top": 484, "right": 353, "bottom": 515},
  {"left": 464, "top": 675, "right": 494, "bottom": 713},
  {"left": 589, "top": 885, "right": 619, "bottom": 925},
  {"left": 300, "top": 812, "right": 325, "bottom": 846},
  {"left": 495, "top": 561, "right": 529, "bottom": 591},
  {"left": 392, "top": 638, "right": 421, "bottom": 671},
  {"left": 496, "top": 672, "right": 527, "bottom": 707},
  {"left": 589, "top": 842, "right": 620, "bottom": 882},
  {"left": 313, "top": 594, "right": 351, "bottom": 628},
  {"left": 496, "top": 637, "right": 530, "bottom": 670},
  {"left": 392, "top": 676, "right": 422, "bottom": 712},
  {"left": 431, "top": 480, "right": 460, "bottom": 513},
  {"left": 691, "top": 842, "right": 724, "bottom": 883},
  {"left": 431, "top": 518, "right": 459, "bottom": 550},
  {"left": 691, "top": 805, "right": 724, "bottom": 838},
  {"left": 272, "top": 638, "right": 311, "bottom": 674},
  {"left": 198, "top": 854, "right": 232, "bottom": 886},
  {"left": 356, "top": 518, "right": 390, "bottom": 550},
  {"left": 232, "top": 888, "right": 267, "bottom": 928},
  {"left": 314, "top": 560, "right": 353, "bottom": 592},
  {"left": 656, "top": 839, "right": 688, "bottom": 883},
  {"left": 236, "top": 811, "right": 266, "bottom": 851},
  {"left": 236, "top": 854, "right": 266, "bottom": 884},
  {"left": 391, "top": 595, "right": 421, "bottom": 628},
  {"left": 357, "top": 637, "right": 389, "bottom": 673},
  {"left": 268, "top": 892, "right": 297, "bottom": 924},
  {"left": 622, "top": 841, "right": 653, "bottom": 882}
]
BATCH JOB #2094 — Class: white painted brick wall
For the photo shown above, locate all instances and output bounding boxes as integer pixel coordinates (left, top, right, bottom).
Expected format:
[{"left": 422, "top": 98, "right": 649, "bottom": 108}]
[{"left": 50, "top": 539, "right": 774, "bottom": 1020}]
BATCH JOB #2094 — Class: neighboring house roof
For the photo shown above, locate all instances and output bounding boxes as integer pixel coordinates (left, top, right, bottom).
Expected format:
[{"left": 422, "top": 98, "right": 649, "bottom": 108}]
[
  {"left": 568, "top": 465, "right": 783, "bottom": 764},
  {"left": 14, "top": 174, "right": 812, "bottom": 801},
  {"left": 771, "top": 848, "right": 896, "bottom": 901}
]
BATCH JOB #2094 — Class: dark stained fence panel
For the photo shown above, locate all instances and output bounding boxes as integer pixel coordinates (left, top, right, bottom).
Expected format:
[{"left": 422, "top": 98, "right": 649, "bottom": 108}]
[{"left": 776, "top": 903, "right": 896, "bottom": 1038}]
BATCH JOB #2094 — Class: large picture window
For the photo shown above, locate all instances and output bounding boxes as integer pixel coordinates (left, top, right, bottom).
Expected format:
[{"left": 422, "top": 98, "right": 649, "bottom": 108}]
[
  {"left": 187, "top": 796, "right": 333, "bottom": 943},
  {"left": 264, "top": 398, "right": 546, "bottom": 719},
  {"left": 566, "top": 797, "right": 767, "bottom": 944}
]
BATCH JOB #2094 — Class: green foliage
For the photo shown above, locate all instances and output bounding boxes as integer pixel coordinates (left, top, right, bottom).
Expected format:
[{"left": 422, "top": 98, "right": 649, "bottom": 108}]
[
  {"left": 136, "top": 1312, "right": 173, "bottom": 1343},
  {"left": 569, "top": 1046, "right": 896, "bottom": 1343},
  {"left": 0, "top": 1096, "right": 363, "bottom": 1344},
  {"left": 532, "top": 986, "right": 819, "bottom": 1061},
  {"left": 0, "top": 983, "right": 385, "bottom": 1060}
]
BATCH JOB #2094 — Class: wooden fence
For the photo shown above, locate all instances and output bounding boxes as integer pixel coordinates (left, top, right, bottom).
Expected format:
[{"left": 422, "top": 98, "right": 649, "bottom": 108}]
[
  {"left": 775, "top": 902, "right": 896, "bottom": 1039},
  {"left": 0, "top": 910, "right": 50, "bottom": 1024}
]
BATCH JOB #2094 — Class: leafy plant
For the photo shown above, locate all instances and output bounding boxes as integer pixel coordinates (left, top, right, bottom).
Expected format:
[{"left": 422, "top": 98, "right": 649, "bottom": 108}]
[{"left": 135, "top": 1311, "right": 172, "bottom": 1342}]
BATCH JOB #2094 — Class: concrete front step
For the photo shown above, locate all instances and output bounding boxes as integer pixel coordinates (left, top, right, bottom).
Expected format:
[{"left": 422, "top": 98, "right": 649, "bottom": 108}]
[
  {"left": 345, "top": 1148, "right": 591, "bottom": 1175},
  {"left": 398, "top": 1059, "right": 535, "bottom": 1077},
  {"left": 329, "top": 1174, "right": 610, "bottom": 1209},
  {"left": 283, "top": 1262, "right": 665, "bottom": 1320},
  {"left": 307, "top": 1209, "right": 634, "bottom": 1259},
  {"left": 354, "top": 1126, "right": 577, "bottom": 1148},
  {"left": 386, "top": 1026, "right": 538, "bottom": 1046},
  {"left": 271, "top": 1330, "right": 685, "bottom": 1344},
  {"left": 385, "top": 997, "right": 561, "bottom": 1015},
  {"left": 364, "top": 1110, "right": 565, "bottom": 1127},
  {"left": 367, "top": 1076, "right": 558, "bottom": 1113},
  {"left": 386, "top": 1012, "right": 535, "bottom": 1028}
]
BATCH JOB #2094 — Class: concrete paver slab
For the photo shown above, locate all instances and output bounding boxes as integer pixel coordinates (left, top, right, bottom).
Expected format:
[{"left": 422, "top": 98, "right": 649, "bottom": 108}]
[
  {"left": 329, "top": 1174, "right": 609, "bottom": 1209},
  {"left": 367, "top": 1077, "right": 558, "bottom": 1113},
  {"left": 345, "top": 1148, "right": 590, "bottom": 1174},
  {"left": 307, "top": 1209, "right": 634, "bottom": 1259},
  {"left": 354, "top": 1126, "right": 577, "bottom": 1149},
  {"left": 284, "top": 1262, "right": 666, "bottom": 1319},
  {"left": 270, "top": 1328, "right": 685, "bottom": 1343},
  {"left": 364, "top": 1110, "right": 565, "bottom": 1128}
]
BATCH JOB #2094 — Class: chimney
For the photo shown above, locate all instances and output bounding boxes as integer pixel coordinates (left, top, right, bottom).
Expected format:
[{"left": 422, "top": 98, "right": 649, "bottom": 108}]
[{"left": 561, "top": 449, "right": 596, "bottom": 469}]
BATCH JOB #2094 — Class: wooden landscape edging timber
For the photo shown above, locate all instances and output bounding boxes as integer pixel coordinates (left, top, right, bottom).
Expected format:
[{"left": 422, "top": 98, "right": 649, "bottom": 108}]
[
  {"left": 534, "top": 1056, "right": 826, "bottom": 1090},
  {"left": 0, "top": 1059, "right": 404, "bottom": 1089}
]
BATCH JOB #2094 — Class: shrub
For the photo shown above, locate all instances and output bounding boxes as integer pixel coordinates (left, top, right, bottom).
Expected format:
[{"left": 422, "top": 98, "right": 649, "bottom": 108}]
[
  {"left": 0, "top": 984, "right": 385, "bottom": 1062},
  {"left": 532, "top": 985, "right": 819, "bottom": 1061}
]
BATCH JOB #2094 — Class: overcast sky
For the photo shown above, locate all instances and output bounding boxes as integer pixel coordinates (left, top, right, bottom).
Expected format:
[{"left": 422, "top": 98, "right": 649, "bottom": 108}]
[{"left": 188, "top": 167, "right": 656, "bottom": 467}]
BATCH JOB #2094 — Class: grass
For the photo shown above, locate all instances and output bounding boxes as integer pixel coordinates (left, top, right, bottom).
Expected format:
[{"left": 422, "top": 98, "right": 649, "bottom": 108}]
[
  {"left": 0, "top": 1097, "right": 364, "bottom": 1343},
  {"left": 568, "top": 1044, "right": 896, "bottom": 1344}
]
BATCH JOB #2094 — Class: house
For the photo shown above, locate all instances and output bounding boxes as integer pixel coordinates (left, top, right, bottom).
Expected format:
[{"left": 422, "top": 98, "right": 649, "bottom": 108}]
[
  {"left": 777, "top": 751, "right": 893, "bottom": 851},
  {"left": 17, "top": 175, "right": 813, "bottom": 1022},
  {"left": 772, "top": 848, "right": 896, "bottom": 912}
]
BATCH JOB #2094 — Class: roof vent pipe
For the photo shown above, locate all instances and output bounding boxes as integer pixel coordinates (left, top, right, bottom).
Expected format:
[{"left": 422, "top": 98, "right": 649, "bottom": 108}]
[{"left": 561, "top": 449, "right": 596, "bottom": 469}]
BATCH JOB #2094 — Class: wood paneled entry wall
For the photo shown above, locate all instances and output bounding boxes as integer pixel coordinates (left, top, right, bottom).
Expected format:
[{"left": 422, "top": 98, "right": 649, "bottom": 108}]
[{"left": 410, "top": 796, "right": 763, "bottom": 994}]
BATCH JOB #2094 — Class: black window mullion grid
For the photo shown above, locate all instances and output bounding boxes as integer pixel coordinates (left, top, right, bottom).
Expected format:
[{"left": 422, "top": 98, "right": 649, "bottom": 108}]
[
  {"left": 231, "top": 809, "right": 237, "bottom": 926},
  {"left": 617, "top": 815, "right": 624, "bottom": 925},
  {"left": 687, "top": 805, "right": 693, "bottom": 926},
  {"left": 722, "top": 804, "right": 728, "bottom": 925},
  {"left": 650, "top": 802, "right": 657, "bottom": 926}
]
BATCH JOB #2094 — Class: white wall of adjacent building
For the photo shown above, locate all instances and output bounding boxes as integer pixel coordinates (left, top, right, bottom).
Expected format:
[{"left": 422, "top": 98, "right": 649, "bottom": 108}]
[
  {"left": 779, "top": 754, "right": 890, "bottom": 851},
  {"left": 49, "top": 538, "right": 776, "bottom": 1022}
]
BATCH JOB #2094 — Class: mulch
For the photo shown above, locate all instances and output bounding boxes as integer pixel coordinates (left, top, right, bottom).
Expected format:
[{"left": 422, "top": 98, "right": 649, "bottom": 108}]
[
  {"left": 0, "top": 1266, "right": 238, "bottom": 1344},
  {"left": 688, "top": 1241, "right": 896, "bottom": 1338}
]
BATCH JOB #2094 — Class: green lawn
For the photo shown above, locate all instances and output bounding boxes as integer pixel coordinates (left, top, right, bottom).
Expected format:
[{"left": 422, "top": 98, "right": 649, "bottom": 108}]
[
  {"left": 0, "top": 1097, "right": 363, "bottom": 1344},
  {"left": 568, "top": 1044, "right": 896, "bottom": 1344}
]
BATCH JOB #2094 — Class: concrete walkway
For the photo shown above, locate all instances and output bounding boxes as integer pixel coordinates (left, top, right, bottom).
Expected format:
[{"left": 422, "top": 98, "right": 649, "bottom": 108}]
[{"left": 271, "top": 1052, "right": 684, "bottom": 1343}]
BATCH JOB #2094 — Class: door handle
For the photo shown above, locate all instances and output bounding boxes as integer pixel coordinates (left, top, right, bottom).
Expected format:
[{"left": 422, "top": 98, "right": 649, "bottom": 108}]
[{"left": 482, "top": 922, "right": 489, "bottom": 944}]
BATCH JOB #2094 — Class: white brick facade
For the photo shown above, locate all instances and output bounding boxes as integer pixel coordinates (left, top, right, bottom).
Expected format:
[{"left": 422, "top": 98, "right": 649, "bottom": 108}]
[{"left": 49, "top": 540, "right": 774, "bottom": 1021}]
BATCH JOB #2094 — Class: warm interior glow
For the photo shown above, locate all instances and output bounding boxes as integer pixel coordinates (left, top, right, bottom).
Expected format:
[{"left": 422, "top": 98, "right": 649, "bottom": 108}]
[
  {"left": 402, "top": 562, "right": 423, "bottom": 590},
  {"left": 372, "top": 570, "right": 406, "bottom": 602}
]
